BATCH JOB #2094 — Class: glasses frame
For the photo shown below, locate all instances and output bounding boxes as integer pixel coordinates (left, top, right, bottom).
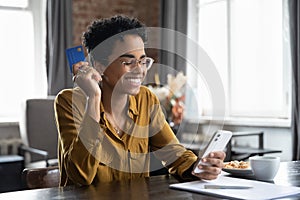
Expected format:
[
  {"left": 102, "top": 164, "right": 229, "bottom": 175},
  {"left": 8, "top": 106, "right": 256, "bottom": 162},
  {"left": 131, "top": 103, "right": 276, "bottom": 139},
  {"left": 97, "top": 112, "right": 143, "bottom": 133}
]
[{"left": 121, "top": 57, "right": 154, "bottom": 72}]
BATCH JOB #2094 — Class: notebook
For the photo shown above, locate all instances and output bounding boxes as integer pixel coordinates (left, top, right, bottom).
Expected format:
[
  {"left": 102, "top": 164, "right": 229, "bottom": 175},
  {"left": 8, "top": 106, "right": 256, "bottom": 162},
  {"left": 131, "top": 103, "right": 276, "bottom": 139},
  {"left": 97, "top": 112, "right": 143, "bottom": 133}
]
[{"left": 169, "top": 176, "right": 300, "bottom": 200}]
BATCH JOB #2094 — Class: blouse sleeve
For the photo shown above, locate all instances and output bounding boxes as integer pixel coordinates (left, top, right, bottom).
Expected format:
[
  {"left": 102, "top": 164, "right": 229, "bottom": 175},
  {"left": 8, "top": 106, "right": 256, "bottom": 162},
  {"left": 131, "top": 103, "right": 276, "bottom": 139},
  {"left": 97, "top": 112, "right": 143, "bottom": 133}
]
[
  {"left": 54, "top": 89, "right": 105, "bottom": 185},
  {"left": 147, "top": 88, "right": 198, "bottom": 180}
]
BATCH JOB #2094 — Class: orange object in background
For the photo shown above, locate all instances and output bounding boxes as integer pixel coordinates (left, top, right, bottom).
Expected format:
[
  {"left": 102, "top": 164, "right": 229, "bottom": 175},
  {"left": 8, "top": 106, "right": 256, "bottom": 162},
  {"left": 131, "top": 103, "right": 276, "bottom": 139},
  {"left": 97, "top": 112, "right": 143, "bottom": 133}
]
[{"left": 171, "top": 95, "right": 185, "bottom": 125}]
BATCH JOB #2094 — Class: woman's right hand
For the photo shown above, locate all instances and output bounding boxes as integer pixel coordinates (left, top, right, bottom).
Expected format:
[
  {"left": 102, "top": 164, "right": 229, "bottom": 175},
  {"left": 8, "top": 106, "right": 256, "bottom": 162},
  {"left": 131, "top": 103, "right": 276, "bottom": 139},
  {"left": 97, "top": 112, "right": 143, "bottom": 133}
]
[
  {"left": 72, "top": 61, "right": 102, "bottom": 99},
  {"left": 72, "top": 61, "right": 102, "bottom": 122}
]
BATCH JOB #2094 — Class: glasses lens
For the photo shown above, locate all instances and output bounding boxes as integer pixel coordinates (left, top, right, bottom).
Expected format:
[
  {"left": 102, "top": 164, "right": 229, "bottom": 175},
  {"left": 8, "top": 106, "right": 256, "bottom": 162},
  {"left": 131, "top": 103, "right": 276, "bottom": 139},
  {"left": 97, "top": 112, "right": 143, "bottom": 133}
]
[
  {"left": 144, "top": 57, "right": 154, "bottom": 70},
  {"left": 122, "top": 57, "right": 154, "bottom": 71}
]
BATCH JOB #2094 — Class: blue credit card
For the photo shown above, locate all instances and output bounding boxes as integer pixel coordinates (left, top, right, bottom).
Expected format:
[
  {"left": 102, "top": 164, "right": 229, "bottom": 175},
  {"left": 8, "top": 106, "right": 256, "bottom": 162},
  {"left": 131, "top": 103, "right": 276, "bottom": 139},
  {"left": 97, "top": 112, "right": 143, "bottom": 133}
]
[{"left": 65, "top": 45, "right": 85, "bottom": 73}]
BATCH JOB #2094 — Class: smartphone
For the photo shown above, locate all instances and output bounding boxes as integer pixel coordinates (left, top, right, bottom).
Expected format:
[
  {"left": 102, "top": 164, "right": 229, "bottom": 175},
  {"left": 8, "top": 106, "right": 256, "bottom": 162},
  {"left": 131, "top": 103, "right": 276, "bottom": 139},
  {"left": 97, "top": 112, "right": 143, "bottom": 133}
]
[
  {"left": 193, "top": 130, "right": 232, "bottom": 174},
  {"left": 65, "top": 45, "right": 85, "bottom": 73}
]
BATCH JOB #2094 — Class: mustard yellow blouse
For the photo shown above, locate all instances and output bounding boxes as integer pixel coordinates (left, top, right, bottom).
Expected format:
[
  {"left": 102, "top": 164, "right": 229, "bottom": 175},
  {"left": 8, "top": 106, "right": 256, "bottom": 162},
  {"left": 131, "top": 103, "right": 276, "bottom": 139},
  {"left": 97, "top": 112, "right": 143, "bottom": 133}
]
[{"left": 54, "top": 86, "right": 197, "bottom": 186}]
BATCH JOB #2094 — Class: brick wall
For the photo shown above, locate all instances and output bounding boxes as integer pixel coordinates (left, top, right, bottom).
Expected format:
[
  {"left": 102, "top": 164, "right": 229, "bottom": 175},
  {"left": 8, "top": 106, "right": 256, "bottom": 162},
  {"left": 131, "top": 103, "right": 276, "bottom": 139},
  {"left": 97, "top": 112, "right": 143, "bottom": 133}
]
[{"left": 72, "top": 0, "right": 160, "bottom": 46}]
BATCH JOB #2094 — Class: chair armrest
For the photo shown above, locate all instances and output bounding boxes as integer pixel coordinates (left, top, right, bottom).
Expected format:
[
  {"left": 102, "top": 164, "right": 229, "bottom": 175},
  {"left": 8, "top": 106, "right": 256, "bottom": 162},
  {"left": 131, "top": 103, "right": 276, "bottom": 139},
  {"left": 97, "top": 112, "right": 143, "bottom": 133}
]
[
  {"left": 18, "top": 145, "right": 49, "bottom": 167},
  {"left": 22, "top": 166, "right": 60, "bottom": 189}
]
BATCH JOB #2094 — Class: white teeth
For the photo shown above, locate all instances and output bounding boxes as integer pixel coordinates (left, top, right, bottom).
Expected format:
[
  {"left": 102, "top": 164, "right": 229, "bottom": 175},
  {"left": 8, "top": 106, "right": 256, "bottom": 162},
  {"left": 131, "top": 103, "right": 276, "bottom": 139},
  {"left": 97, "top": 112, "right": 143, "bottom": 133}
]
[{"left": 127, "top": 78, "right": 141, "bottom": 84}]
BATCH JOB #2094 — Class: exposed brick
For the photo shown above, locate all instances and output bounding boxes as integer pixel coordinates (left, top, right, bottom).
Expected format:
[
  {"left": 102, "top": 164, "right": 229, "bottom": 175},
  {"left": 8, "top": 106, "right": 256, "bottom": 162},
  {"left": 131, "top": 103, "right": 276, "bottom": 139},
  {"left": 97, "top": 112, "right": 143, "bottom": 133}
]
[{"left": 72, "top": 0, "right": 160, "bottom": 46}]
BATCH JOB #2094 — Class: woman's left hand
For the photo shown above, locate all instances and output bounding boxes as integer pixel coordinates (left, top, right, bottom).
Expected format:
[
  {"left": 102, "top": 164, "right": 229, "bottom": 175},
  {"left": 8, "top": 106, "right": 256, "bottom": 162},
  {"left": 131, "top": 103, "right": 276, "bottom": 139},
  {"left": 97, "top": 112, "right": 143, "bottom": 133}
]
[{"left": 192, "top": 151, "right": 226, "bottom": 180}]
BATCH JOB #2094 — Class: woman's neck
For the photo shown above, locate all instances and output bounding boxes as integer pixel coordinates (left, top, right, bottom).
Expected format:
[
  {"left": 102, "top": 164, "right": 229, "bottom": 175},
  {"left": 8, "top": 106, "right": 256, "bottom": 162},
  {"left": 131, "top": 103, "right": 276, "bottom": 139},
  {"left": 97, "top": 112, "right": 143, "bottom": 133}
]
[
  {"left": 102, "top": 85, "right": 128, "bottom": 137},
  {"left": 102, "top": 86, "right": 128, "bottom": 115}
]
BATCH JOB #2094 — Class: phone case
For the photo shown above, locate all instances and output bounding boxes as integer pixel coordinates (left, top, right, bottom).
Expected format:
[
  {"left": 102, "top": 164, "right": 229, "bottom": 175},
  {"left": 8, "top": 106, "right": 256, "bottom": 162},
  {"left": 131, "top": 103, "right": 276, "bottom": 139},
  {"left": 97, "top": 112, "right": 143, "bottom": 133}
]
[
  {"left": 193, "top": 130, "right": 232, "bottom": 173},
  {"left": 65, "top": 45, "right": 85, "bottom": 73}
]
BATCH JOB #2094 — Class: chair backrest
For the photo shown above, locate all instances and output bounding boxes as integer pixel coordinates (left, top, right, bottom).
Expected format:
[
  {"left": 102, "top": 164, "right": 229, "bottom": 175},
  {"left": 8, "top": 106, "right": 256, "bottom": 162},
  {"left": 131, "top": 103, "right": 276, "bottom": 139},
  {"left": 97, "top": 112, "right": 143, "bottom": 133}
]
[
  {"left": 22, "top": 166, "right": 60, "bottom": 189},
  {"left": 19, "top": 97, "right": 58, "bottom": 162}
]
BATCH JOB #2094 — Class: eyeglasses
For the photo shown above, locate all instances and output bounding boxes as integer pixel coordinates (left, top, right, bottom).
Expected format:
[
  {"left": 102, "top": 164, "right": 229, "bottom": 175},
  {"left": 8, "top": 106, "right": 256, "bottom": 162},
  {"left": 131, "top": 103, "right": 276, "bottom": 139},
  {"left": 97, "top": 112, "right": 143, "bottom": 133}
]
[{"left": 121, "top": 57, "right": 154, "bottom": 71}]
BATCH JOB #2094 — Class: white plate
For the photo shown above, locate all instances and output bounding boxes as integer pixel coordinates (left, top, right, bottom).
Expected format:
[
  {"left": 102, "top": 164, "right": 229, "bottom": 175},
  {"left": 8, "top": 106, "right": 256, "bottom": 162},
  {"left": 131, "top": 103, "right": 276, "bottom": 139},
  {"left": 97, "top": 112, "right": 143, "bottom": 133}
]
[
  {"left": 222, "top": 167, "right": 253, "bottom": 176},
  {"left": 222, "top": 162, "right": 253, "bottom": 176}
]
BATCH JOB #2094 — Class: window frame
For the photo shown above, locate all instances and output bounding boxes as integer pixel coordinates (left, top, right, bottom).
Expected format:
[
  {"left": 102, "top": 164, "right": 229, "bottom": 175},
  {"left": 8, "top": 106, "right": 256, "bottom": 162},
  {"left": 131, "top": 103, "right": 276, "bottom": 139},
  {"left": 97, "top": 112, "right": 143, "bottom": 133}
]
[
  {"left": 0, "top": 0, "right": 47, "bottom": 123},
  {"left": 186, "top": 0, "right": 291, "bottom": 127}
]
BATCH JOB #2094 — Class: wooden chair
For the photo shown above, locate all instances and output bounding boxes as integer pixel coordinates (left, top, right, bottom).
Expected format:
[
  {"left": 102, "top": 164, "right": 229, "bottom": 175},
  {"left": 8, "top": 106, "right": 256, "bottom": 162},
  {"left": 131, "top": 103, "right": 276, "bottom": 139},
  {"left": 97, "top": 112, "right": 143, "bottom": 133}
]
[{"left": 22, "top": 166, "right": 60, "bottom": 189}]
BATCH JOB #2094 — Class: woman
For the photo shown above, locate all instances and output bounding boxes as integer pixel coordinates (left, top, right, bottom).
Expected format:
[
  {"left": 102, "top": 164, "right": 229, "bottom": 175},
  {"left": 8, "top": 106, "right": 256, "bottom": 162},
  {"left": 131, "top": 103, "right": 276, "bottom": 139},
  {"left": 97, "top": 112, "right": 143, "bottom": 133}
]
[{"left": 54, "top": 15, "right": 225, "bottom": 186}]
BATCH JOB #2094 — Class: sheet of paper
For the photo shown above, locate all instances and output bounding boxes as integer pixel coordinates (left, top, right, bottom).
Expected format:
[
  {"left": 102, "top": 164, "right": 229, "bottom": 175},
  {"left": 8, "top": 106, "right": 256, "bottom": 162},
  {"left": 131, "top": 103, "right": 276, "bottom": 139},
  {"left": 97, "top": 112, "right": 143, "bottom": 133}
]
[{"left": 169, "top": 176, "right": 300, "bottom": 200}]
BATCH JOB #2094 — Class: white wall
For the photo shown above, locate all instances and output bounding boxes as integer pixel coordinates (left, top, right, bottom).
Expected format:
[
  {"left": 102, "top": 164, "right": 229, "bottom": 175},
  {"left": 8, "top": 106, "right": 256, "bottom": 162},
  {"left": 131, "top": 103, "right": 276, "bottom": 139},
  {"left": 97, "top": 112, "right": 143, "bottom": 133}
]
[
  {"left": 180, "top": 121, "right": 292, "bottom": 161},
  {"left": 0, "top": 123, "right": 20, "bottom": 139},
  {"left": 222, "top": 125, "right": 292, "bottom": 161}
]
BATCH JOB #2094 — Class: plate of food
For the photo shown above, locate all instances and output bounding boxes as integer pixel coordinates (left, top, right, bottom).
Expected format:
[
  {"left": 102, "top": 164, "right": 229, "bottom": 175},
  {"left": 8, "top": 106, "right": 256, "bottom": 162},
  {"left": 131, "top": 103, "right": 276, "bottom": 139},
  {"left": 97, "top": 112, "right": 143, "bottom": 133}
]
[{"left": 222, "top": 160, "right": 254, "bottom": 176}]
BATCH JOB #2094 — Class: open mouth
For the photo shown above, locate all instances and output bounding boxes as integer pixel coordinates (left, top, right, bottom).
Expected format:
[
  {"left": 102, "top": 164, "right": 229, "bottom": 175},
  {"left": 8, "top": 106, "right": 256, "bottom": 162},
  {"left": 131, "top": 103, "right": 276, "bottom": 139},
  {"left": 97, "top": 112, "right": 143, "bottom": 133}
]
[{"left": 124, "top": 76, "right": 143, "bottom": 86}]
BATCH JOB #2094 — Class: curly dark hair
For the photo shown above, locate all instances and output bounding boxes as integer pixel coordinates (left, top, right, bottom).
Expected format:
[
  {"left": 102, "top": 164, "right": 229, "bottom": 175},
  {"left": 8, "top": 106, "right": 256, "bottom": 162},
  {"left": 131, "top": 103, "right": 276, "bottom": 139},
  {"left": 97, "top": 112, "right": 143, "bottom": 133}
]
[{"left": 83, "top": 15, "right": 147, "bottom": 65}]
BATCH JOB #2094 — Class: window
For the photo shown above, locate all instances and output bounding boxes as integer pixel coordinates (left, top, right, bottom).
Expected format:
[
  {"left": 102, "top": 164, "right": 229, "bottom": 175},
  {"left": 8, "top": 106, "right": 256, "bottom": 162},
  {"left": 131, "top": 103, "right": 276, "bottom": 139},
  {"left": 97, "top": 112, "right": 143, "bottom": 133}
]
[
  {"left": 186, "top": 0, "right": 291, "bottom": 125},
  {"left": 0, "top": 0, "right": 47, "bottom": 122}
]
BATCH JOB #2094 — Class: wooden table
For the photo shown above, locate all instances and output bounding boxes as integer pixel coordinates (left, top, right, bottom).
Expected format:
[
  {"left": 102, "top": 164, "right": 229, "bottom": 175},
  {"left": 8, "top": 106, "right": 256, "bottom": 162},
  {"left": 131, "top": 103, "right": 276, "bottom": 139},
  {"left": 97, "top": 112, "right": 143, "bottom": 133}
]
[
  {"left": 273, "top": 161, "right": 300, "bottom": 187},
  {"left": 1, "top": 161, "right": 300, "bottom": 200}
]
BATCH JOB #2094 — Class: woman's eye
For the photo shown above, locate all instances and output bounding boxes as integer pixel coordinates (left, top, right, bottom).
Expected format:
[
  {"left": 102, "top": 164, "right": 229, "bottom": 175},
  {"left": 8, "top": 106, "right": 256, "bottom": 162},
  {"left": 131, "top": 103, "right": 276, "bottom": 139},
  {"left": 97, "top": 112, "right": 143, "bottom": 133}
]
[{"left": 123, "top": 61, "right": 134, "bottom": 65}]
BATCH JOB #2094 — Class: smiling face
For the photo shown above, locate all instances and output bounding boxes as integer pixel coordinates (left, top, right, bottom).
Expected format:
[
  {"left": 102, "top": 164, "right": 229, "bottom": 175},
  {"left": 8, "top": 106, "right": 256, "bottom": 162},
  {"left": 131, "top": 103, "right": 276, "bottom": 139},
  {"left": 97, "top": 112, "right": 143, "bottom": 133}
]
[{"left": 100, "top": 34, "right": 148, "bottom": 96}]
